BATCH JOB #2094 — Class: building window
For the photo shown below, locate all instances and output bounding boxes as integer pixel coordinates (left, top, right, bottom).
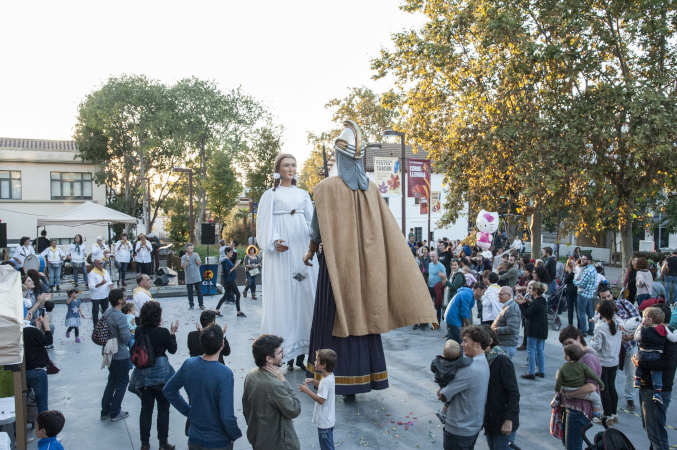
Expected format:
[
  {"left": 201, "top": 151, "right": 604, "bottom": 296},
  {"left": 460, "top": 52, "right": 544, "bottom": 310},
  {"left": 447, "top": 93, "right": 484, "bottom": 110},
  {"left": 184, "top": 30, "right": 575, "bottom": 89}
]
[
  {"left": 414, "top": 227, "right": 423, "bottom": 242},
  {"left": 0, "top": 171, "right": 21, "bottom": 199},
  {"left": 50, "top": 172, "right": 93, "bottom": 200}
]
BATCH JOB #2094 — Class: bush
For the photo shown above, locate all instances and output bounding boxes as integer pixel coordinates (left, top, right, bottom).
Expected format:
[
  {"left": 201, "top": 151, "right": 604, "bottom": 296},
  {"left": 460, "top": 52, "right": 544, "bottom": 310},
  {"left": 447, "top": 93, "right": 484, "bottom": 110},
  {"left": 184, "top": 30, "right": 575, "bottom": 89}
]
[{"left": 633, "top": 251, "right": 670, "bottom": 264}]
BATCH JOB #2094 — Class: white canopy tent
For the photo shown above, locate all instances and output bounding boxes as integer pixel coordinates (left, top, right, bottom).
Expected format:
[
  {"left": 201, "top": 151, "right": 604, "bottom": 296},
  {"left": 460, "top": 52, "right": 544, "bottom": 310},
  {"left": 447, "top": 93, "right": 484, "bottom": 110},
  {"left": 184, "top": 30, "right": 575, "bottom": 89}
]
[{"left": 36, "top": 201, "right": 137, "bottom": 226}]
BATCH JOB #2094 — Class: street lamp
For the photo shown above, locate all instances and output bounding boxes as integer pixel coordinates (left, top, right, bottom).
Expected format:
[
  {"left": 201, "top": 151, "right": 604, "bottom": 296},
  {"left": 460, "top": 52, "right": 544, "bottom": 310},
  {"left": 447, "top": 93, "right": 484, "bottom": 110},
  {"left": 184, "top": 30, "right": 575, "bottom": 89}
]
[
  {"left": 172, "top": 167, "right": 194, "bottom": 243},
  {"left": 383, "top": 129, "right": 406, "bottom": 237},
  {"left": 136, "top": 175, "right": 151, "bottom": 235}
]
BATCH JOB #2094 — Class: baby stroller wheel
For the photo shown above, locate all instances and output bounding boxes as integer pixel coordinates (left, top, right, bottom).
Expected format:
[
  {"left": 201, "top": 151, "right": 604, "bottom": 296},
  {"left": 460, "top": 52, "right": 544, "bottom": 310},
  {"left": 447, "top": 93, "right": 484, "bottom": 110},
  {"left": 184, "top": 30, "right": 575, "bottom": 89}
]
[{"left": 553, "top": 318, "right": 561, "bottom": 331}]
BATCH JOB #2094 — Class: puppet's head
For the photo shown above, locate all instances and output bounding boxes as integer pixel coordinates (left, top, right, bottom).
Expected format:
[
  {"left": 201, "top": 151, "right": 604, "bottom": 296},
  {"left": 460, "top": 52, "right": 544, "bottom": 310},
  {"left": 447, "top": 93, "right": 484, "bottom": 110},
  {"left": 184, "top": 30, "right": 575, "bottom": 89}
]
[{"left": 476, "top": 210, "right": 499, "bottom": 233}]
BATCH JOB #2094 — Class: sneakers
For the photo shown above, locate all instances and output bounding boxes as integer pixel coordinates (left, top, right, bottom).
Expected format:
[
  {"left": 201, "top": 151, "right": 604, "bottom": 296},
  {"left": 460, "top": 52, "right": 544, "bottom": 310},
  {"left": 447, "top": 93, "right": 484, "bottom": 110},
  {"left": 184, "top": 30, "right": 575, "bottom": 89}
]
[
  {"left": 633, "top": 377, "right": 641, "bottom": 389},
  {"left": 535, "top": 372, "right": 545, "bottom": 378},
  {"left": 611, "top": 414, "right": 618, "bottom": 423},
  {"left": 520, "top": 374, "right": 536, "bottom": 380},
  {"left": 215, "top": 310, "right": 223, "bottom": 317},
  {"left": 100, "top": 413, "right": 110, "bottom": 420},
  {"left": 56, "top": 285, "right": 61, "bottom": 292},
  {"left": 627, "top": 400, "right": 635, "bottom": 411},
  {"left": 243, "top": 290, "right": 247, "bottom": 298},
  {"left": 110, "top": 411, "right": 129, "bottom": 421},
  {"left": 66, "top": 331, "right": 70, "bottom": 338},
  {"left": 199, "top": 305, "right": 206, "bottom": 310},
  {"left": 653, "top": 392, "right": 663, "bottom": 404},
  {"left": 412, "top": 324, "right": 420, "bottom": 330},
  {"left": 237, "top": 311, "right": 246, "bottom": 317},
  {"left": 435, "top": 410, "right": 446, "bottom": 424},
  {"left": 189, "top": 306, "right": 194, "bottom": 310},
  {"left": 75, "top": 337, "right": 81, "bottom": 343}
]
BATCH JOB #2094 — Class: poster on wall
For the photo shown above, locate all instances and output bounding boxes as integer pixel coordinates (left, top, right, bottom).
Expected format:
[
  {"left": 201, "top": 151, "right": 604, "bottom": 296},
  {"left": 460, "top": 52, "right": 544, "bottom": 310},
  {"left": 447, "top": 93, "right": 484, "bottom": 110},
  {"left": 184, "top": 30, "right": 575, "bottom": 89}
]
[
  {"left": 374, "top": 157, "right": 401, "bottom": 196},
  {"left": 420, "top": 197, "right": 429, "bottom": 215},
  {"left": 407, "top": 159, "right": 431, "bottom": 198},
  {"left": 431, "top": 191, "right": 441, "bottom": 213}
]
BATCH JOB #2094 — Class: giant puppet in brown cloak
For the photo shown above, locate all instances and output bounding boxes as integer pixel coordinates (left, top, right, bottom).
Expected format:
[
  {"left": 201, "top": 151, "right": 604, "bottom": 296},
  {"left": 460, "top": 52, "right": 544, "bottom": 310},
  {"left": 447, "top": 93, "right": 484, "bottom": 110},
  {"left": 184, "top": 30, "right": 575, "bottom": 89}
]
[{"left": 303, "top": 121, "right": 437, "bottom": 395}]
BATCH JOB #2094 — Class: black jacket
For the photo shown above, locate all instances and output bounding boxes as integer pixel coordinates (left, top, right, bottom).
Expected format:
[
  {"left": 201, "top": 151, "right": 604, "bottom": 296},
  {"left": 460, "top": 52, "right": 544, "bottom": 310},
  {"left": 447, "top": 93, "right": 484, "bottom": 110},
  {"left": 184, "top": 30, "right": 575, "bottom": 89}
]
[
  {"left": 545, "top": 257, "right": 557, "bottom": 284},
  {"left": 24, "top": 327, "right": 52, "bottom": 371},
  {"left": 523, "top": 296, "right": 548, "bottom": 339},
  {"left": 484, "top": 354, "right": 520, "bottom": 435},
  {"left": 135, "top": 325, "right": 177, "bottom": 359},
  {"left": 564, "top": 272, "right": 577, "bottom": 297},
  {"left": 187, "top": 330, "right": 231, "bottom": 364},
  {"left": 639, "top": 332, "right": 677, "bottom": 392}
]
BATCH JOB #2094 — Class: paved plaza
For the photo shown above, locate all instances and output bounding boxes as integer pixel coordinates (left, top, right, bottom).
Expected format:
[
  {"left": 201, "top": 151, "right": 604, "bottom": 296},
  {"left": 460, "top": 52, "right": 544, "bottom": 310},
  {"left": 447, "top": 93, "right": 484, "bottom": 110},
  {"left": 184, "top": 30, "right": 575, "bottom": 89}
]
[{"left": 21, "top": 280, "right": 677, "bottom": 449}]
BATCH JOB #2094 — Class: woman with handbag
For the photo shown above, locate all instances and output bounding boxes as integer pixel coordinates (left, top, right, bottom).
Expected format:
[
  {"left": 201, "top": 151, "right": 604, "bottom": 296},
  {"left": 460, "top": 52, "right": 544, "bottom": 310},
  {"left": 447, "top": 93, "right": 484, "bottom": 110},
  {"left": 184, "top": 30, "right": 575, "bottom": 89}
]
[
  {"left": 24, "top": 309, "right": 53, "bottom": 414},
  {"left": 243, "top": 245, "right": 261, "bottom": 300},
  {"left": 128, "top": 301, "right": 178, "bottom": 450},
  {"left": 68, "top": 234, "right": 88, "bottom": 288}
]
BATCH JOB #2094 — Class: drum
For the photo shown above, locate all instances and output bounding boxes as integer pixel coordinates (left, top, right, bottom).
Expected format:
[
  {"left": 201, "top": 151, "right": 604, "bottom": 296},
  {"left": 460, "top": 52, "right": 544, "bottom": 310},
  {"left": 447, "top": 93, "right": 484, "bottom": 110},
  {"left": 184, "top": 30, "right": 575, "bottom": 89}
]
[{"left": 24, "top": 255, "right": 46, "bottom": 273}]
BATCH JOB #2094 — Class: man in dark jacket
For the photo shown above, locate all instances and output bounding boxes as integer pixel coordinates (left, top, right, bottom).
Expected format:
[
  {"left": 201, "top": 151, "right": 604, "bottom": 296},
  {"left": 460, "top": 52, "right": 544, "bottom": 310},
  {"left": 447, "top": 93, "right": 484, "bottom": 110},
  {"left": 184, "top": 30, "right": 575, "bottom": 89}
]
[
  {"left": 483, "top": 327, "right": 520, "bottom": 449},
  {"left": 543, "top": 247, "right": 557, "bottom": 295},
  {"left": 634, "top": 303, "right": 676, "bottom": 450}
]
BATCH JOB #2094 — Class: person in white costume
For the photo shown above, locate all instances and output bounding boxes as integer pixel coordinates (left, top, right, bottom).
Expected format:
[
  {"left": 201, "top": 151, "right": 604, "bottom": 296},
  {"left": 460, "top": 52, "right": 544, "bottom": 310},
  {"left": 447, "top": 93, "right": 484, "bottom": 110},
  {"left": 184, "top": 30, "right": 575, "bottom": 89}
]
[{"left": 257, "top": 153, "right": 318, "bottom": 370}]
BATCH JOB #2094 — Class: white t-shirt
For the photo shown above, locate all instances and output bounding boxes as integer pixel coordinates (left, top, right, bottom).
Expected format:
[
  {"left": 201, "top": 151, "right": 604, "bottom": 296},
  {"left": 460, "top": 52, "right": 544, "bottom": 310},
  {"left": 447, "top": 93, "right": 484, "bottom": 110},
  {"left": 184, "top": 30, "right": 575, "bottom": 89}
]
[{"left": 312, "top": 373, "right": 335, "bottom": 429}]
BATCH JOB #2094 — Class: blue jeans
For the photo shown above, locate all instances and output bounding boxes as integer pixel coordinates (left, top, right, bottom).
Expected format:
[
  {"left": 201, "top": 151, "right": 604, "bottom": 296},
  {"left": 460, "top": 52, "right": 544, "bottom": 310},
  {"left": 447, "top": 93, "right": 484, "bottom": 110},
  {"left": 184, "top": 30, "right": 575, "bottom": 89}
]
[
  {"left": 72, "top": 264, "right": 88, "bottom": 285},
  {"left": 503, "top": 346, "right": 516, "bottom": 360},
  {"left": 47, "top": 264, "right": 61, "bottom": 287},
  {"left": 664, "top": 276, "right": 677, "bottom": 304},
  {"left": 576, "top": 295, "right": 594, "bottom": 334},
  {"left": 101, "top": 358, "right": 130, "bottom": 417},
  {"left": 26, "top": 368, "right": 48, "bottom": 413},
  {"left": 636, "top": 351, "right": 663, "bottom": 390},
  {"left": 549, "top": 280, "right": 558, "bottom": 299},
  {"left": 186, "top": 282, "right": 204, "bottom": 308},
  {"left": 485, "top": 430, "right": 516, "bottom": 450},
  {"left": 639, "top": 388, "right": 671, "bottom": 450},
  {"left": 446, "top": 325, "right": 461, "bottom": 344},
  {"left": 564, "top": 408, "right": 590, "bottom": 450},
  {"left": 318, "top": 427, "right": 334, "bottom": 450},
  {"left": 527, "top": 337, "right": 545, "bottom": 375},
  {"left": 244, "top": 273, "right": 258, "bottom": 295},
  {"left": 637, "top": 293, "right": 650, "bottom": 304},
  {"left": 119, "top": 262, "right": 128, "bottom": 284},
  {"left": 443, "top": 430, "right": 478, "bottom": 450}
]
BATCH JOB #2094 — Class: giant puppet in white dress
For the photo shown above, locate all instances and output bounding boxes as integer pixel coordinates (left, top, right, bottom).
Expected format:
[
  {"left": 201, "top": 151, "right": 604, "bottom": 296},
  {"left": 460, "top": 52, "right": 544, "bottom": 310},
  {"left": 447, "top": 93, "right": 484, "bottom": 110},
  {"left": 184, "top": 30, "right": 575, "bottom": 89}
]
[{"left": 257, "top": 153, "right": 319, "bottom": 369}]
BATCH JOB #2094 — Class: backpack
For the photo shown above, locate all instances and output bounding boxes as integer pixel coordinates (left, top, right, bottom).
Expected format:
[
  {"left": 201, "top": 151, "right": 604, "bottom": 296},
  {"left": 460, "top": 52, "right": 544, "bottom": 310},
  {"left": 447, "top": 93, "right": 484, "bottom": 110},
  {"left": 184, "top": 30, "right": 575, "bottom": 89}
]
[
  {"left": 130, "top": 332, "right": 156, "bottom": 369},
  {"left": 588, "top": 427, "right": 635, "bottom": 450},
  {"left": 91, "top": 317, "right": 111, "bottom": 346}
]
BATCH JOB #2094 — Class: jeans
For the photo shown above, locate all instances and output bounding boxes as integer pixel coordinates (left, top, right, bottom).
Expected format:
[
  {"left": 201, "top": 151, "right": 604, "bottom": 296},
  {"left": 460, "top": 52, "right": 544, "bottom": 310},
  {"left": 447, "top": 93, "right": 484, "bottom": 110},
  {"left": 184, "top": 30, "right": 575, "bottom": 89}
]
[
  {"left": 563, "top": 408, "right": 590, "bottom": 450},
  {"left": 119, "top": 262, "right": 128, "bottom": 284},
  {"left": 188, "top": 442, "right": 233, "bottom": 450},
  {"left": 621, "top": 346, "right": 637, "bottom": 401},
  {"left": 443, "top": 430, "right": 478, "bottom": 450},
  {"left": 216, "top": 281, "right": 240, "bottom": 312},
  {"left": 140, "top": 384, "right": 170, "bottom": 446},
  {"left": 636, "top": 351, "right": 663, "bottom": 390},
  {"left": 244, "top": 273, "right": 258, "bottom": 295},
  {"left": 637, "top": 293, "right": 651, "bottom": 304},
  {"left": 576, "top": 295, "right": 594, "bottom": 334},
  {"left": 186, "top": 282, "right": 204, "bottom": 308},
  {"left": 664, "top": 275, "right": 677, "bottom": 304},
  {"left": 600, "top": 365, "right": 618, "bottom": 416},
  {"left": 26, "top": 368, "right": 48, "bottom": 413},
  {"left": 549, "top": 280, "right": 558, "bottom": 300},
  {"left": 101, "top": 358, "right": 130, "bottom": 417},
  {"left": 91, "top": 298, "right": 110, "bottom": 327},
  {"left": 47, "top": 264, "right": 61, "bottom": 287},
  {"left": 566, "top": 292, "right": 577, "bottom": 328},
  {"left": 72, "top": 264, "right": 88, "bottom": 285},
  {"left": 485, "top": 430, "right": 516, "bottom": 450},
  {"left": 138, "top": 262, "right": 152, "bottom": 275},
  {"left": 318, "top": 427, "right": 334, "bottom": 450},
  {"left": 639, "top": 388, "right": 671, "bottom": 450},
  {"left": 446, "top": 325, "right": 461, "bottom": 344},
  {"left": 527, "top": 337, "right": 545, "bottom": 375},
  {"left": 503, "top": 346, "right": 516, "bottom": 360}
]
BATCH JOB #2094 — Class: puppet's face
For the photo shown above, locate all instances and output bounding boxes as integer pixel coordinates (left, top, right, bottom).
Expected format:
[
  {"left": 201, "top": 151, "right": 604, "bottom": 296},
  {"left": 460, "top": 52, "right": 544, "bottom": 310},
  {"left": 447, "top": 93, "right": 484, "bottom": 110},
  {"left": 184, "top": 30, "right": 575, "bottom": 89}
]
[{"left": 476, "top": 210, "right": 499, "bottom": 233}]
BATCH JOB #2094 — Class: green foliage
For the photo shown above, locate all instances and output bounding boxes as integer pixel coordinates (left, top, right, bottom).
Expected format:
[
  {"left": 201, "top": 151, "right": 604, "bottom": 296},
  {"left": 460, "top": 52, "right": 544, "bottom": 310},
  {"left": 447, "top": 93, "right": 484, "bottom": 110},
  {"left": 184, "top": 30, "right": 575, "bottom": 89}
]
[
  {"left": 241, "top": 126, "right": 283, "bottom": 203},
  {"left": 206, "top": 150, "right": 242, "bottom": 220}
]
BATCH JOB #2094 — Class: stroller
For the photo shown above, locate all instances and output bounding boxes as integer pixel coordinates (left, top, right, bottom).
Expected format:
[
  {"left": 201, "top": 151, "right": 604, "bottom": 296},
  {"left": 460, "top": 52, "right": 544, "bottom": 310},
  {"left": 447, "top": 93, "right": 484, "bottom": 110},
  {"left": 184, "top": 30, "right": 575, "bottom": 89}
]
[
  {"left": 547, "top": 283, "right": 568, "bottom": 331},
  {"left": 582, "top": 420, "right": 635, "bottom": 449}
]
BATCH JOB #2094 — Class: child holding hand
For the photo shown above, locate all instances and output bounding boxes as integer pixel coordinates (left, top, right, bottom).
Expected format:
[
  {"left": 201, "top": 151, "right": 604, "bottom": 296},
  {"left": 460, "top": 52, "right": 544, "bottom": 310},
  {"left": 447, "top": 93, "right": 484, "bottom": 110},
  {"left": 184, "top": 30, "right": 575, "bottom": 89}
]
[{"left": 298, "top": 349, "right": 337, "bottom": 450}]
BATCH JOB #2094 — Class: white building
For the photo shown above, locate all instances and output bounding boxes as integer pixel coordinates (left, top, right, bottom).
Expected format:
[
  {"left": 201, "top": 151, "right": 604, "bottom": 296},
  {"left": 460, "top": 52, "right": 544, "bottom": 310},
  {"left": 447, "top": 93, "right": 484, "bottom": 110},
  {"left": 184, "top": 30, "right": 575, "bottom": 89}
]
[
  {"left": 325, "top": 143, "right": 469, "bottom": 242},
  {"left": 0, "top": 138, "right": 108, "bottom": 251}
]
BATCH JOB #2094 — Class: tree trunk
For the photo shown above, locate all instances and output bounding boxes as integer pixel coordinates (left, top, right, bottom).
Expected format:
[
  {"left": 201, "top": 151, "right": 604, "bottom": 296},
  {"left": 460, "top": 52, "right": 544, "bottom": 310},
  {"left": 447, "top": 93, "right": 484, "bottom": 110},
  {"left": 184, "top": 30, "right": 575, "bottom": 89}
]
[
  {"left": 619, "top": 218, "right": 634, "bottom": 269},
  {"left": 530, "top": 210, "right": 542, "bottom": 259},
  {"left": 138, "top": 152, "right": 149, "bottom": 235}
]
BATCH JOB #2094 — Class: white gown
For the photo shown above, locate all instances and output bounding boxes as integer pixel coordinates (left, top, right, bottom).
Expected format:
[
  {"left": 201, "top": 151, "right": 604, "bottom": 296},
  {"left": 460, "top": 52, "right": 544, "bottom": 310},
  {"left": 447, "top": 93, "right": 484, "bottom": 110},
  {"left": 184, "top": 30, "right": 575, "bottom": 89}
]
[{"left": 257, "top": 185, "right": 319, "bottom": 360}]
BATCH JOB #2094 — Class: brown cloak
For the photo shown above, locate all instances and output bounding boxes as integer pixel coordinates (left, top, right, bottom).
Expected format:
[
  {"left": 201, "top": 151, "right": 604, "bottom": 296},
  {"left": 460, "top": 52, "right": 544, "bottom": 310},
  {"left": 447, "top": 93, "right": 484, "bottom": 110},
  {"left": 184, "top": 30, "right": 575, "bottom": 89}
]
[{"left": 314, "top": 177, "right": 439, "bottom": 338}]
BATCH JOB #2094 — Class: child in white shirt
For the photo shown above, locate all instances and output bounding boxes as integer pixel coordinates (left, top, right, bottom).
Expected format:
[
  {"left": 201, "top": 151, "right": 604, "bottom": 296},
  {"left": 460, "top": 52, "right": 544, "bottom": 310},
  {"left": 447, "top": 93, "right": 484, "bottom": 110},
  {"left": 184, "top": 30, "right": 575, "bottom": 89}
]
[{"left": 298, "top": 349, "right": 337, "bottom": 450}]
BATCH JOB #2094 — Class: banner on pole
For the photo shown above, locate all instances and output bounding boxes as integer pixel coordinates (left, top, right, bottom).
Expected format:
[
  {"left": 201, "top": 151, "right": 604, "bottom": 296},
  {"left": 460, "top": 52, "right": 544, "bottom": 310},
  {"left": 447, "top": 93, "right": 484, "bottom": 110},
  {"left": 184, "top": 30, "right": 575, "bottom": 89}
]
[
  {"left": 420, "top": 197, "right": 429, "bottom": 215},
  {"left": 431, "top": 191, "right": 441, "bottom": 213},
  {"left": 374, "top": 157, "right": 401, "bottom": 196},
  {"left": 407, "top": 159, "right": 431, "bottom": 198}
]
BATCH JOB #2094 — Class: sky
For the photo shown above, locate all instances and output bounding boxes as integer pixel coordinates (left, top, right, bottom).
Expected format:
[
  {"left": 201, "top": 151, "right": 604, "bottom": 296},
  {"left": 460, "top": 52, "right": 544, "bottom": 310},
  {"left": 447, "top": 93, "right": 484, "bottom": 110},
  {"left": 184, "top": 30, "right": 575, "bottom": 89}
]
[{"left": 0, "top": 0, "right": 425, "bottom": 166}]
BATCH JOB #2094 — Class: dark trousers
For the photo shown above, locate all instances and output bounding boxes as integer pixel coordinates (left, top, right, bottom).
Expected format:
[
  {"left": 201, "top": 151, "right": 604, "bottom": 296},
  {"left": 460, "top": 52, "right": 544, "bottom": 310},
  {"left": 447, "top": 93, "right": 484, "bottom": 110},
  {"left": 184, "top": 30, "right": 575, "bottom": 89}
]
[
  {"left": 639, "top": 388, "right": 671, "bottom": 450},
  {"left": 101, "top": 358, "right": 130, "bottom": 417},
  {"left": 66, "top": 326, "right": 80, "bottom": 337},
  {"left": 140, "top": 384, "right": 170, "bottom": 446},
  {"left": 244, "top": 273, "right": 258, "bottom": 295},
  {"left": 119, "top": 262, "right": 128, "bottom": 284},
  {"left": 600, "top": 365, "right": 618, "bottom": 416},
  {"left": 443, "top": 429, "right": 479, "bottom": 450},
  {"left": 186, "top": 282, "right": 204, "bottom": 307},
  {"left": 92, "top": 298, "right": 110, "bottom": 327},
  {"left": 138, "top": 262, "right": 152, "bottom": 276},
  {"left": 446, "top": 325, "right": 462, "bottom": 344},
  {"left": 217, "top": 281, "right": 240, "bottom": 312},
  {"left": 428, "top": 286, "right": 442, "bottom": 323},
  {"left": 566, "top": 292, "right": 577, "bottom": 327}
]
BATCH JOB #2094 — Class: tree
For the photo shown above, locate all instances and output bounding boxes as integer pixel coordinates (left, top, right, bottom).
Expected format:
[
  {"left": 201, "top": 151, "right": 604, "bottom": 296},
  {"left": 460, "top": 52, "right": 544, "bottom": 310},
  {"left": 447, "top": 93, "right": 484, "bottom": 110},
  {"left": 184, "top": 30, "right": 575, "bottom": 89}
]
[
  {"left": 297, "top": 147, "right": 324, "bottom": 198},
  {"left": 373, "top": 0, "right": 677, "bottom": 265},
  {"left": 241, "top": 126, "right": 283, "bottom": 203},
  {"left": 206, "top": 149, "right": 242, "bottom": 233}
]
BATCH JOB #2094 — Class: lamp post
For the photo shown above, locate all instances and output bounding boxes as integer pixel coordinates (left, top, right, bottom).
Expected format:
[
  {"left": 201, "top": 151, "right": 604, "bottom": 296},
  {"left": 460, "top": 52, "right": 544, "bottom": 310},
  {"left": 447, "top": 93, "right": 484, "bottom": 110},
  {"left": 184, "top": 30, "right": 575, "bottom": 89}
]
[
  {"left": 172, "top": 167, "right": 194, "bottom": 243},
  {"left": 383, "top": 129, "right": 406, "bottom": 237},
  {"left": 136, "top": 176, "right": 152, "bottom": 235}
]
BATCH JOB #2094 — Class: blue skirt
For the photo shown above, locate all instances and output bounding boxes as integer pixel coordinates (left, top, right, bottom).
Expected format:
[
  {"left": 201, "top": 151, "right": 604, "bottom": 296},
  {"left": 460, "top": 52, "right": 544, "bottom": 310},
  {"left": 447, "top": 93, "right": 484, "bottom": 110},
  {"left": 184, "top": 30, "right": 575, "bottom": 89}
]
[{"left": 306, "top": 252, "right": 388, "bottom": 395}]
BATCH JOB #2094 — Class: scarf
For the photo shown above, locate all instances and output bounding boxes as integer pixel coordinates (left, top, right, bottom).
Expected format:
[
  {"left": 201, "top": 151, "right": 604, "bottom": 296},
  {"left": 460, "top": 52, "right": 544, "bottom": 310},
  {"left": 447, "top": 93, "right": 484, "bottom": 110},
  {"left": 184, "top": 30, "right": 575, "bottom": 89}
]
[
  {"left": 133, "top": 286, "right": 153, "bottom": 300},
  {"left": 74, "top": 243, "right": 81, "bottom": 254},
  {"left": 48, "top": 245, "right": 59, "bottom": 257},
  {"left": 91, "top": 267, "right": 106, "bottom": 278},
  {"left": 486, "top": 345, "right": 507, "bottom": 366}
]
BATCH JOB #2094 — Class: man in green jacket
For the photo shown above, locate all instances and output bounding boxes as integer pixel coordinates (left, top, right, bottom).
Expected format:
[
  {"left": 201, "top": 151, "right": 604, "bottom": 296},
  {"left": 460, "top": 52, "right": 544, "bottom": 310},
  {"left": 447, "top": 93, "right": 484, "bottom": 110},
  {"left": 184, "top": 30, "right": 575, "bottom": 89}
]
[
  {"left": 243, "top": 335, "right": 302, "bottom": 450},
  {"left": 499, "top": 255, "right": 519, "bottom": 290}
]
